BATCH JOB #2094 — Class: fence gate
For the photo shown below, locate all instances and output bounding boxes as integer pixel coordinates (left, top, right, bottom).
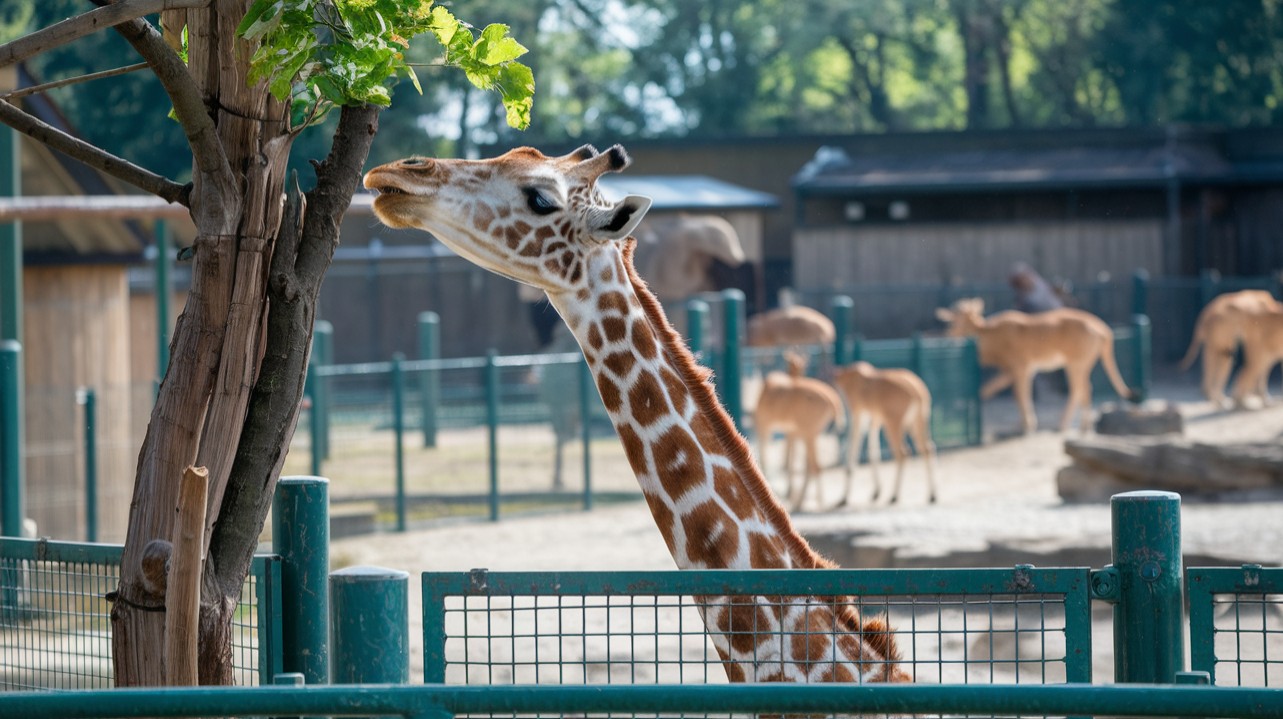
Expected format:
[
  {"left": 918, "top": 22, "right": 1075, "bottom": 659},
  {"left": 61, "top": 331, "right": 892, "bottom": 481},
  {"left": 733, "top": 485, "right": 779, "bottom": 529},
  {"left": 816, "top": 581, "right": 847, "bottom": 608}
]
[{"left": 422, "top": 566, "right": 1093, "bottom": 688}]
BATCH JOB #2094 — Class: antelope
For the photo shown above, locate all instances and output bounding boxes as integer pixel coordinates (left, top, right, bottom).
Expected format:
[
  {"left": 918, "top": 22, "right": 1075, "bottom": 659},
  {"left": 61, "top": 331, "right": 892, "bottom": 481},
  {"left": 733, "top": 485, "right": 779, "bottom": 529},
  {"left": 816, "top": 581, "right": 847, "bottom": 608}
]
[
  {"left": 833, "top": 361, "right": 938, "bottom": 505},
  {"left": 753, "top": 352, "right": 846, "bottom": 510},
  {"left": 935, "top": 298, "right": 1136, "bottom": 434},
  {"left": 1179, "top": 290, "right": 1283, "bottom": 406}
]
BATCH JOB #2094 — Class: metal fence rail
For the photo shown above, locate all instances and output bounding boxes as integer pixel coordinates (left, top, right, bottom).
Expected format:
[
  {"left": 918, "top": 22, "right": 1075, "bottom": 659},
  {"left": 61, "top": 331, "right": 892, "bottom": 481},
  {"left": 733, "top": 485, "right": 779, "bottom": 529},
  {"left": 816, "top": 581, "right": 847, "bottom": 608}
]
[
  {"left": 1188, "top": 564, "right": 1283, "bottom": 687},
  {"left": 422, "top": 567, "right": 1093, "bottom": 687},
  {"left": 2, "top": 682, "right": 1283, "bottom": 719},
  {"left": 0, "top": 538, "right": 283, "bottom": 690}
]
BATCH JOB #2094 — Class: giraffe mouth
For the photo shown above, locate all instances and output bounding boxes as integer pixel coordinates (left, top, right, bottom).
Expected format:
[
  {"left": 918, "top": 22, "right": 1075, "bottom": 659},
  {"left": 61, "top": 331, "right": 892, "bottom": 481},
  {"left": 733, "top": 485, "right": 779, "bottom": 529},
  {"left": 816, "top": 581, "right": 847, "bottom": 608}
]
[{"left": 373, "top": 186, "right": 409, "bottom": 196}]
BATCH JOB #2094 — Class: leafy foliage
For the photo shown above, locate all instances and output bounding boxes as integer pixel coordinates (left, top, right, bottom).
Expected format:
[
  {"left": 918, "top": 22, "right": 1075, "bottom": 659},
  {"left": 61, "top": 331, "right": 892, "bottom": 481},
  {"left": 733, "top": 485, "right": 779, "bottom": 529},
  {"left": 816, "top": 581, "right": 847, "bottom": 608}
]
[{"left": 237, "top": 0, "right": 534, "bottom": 130}]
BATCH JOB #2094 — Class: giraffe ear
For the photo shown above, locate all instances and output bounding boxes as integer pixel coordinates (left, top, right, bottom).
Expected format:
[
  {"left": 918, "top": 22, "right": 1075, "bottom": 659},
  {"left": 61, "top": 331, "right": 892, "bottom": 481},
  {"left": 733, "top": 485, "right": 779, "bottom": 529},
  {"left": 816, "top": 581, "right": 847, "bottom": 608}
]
[{"left": 597, "top": 195, "right": 652, "bottom": 240}]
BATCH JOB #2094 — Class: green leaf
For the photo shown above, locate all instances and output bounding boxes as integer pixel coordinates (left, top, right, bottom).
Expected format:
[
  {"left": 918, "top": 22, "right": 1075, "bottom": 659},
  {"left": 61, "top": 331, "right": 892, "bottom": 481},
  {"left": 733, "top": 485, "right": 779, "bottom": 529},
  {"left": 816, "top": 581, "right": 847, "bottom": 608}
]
[
  {"left": 237, "top": 0, "right": 283, "bottom": 40},
  {"left": 472, "top": 24, "right": 527, "bottom": 66}
]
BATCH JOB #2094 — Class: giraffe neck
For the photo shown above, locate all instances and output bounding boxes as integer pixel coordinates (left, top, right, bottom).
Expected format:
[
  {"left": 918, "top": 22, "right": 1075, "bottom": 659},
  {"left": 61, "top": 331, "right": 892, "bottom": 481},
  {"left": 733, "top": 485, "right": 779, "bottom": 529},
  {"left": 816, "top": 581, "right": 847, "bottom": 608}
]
[{"left": 546, "top": 240, "right": 828, "bottom": 572}]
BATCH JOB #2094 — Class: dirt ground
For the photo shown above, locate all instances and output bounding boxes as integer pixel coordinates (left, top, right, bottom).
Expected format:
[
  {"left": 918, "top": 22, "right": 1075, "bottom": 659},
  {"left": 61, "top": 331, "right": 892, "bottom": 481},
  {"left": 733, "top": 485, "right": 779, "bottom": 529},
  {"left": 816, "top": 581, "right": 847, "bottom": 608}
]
[{"left": 331, "top": 368, "right": 1283, "bottom": 683}]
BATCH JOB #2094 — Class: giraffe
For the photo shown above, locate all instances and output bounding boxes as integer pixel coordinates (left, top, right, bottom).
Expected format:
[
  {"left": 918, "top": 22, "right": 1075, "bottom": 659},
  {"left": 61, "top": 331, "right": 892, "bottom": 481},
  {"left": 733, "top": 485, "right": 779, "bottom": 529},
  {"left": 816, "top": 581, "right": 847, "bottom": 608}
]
[{"left": 364, "top": 144, "right": 909, "bottom": 685}]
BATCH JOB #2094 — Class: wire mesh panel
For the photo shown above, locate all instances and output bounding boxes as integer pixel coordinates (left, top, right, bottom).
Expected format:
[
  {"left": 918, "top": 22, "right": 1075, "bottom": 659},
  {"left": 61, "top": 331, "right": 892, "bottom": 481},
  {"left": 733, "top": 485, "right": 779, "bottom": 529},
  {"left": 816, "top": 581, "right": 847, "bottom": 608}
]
[
  {"left": 0, "top": 538, "right": 281, "bottom": 690},
  {"left": 1188, "top": 565, "right": 1283, "bottom": 687},
  {"left": 422, "top": 567, "right": 1093, "bottom": 689}
]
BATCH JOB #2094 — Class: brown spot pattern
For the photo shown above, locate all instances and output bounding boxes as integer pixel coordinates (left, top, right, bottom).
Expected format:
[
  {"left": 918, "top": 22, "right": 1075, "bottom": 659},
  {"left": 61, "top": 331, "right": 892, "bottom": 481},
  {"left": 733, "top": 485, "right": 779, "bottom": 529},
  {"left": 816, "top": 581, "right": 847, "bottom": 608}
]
[
  {"left": 586, "top": 324, "right": 603, "bottom": 350},
  {"left": 603, "top": 351, "right": 636, "bottom": 377},
  {"left": 717, "top": 599, "right": 771, "bottom": 654},
  {"left": 650, "top": 425, "right": 707, "bottom": 500},
  {"left": 791, "top": 609, "right": 837, "bottom": 665},
  {"left": 602, "top": 316, "right": 628, "bottom": 343},
  {"left": 749, "top": 532, "right": 789, "bottom": 569},
  {"left": 682, "top": 501, "right": 739, "bottom": 567},
  {"left": 598, "top": 291, "right": 629, "bottom": 315},
  {"left": 712, "top": 466, "right": 757, "bottom": 521},
  {"left": 658, "top": 366, "right": 687, "bottom": 416},
  {"left": 596, "top": 373, "right": 622, "bottom": 413},
  {"left": 631, "top": 318, "right": 658, "bottom": 358},
  {"left": 627, "top": 370, "right": 667, "bottom": 426}
]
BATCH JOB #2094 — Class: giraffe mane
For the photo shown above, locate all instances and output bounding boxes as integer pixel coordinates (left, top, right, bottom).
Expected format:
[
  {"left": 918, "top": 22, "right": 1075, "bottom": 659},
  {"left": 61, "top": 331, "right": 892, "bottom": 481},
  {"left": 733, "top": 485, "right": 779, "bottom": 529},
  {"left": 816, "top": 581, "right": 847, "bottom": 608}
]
[{"left": 619, "top": 238, "right": 832, "bottom": 572}]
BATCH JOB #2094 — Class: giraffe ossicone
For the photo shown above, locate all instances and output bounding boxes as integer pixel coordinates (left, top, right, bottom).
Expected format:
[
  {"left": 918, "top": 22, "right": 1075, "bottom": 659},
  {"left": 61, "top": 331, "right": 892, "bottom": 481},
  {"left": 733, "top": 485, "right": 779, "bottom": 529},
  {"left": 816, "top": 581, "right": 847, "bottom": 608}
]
[{"left": 363, "top": 144, "right": 909, "bottom": 685}]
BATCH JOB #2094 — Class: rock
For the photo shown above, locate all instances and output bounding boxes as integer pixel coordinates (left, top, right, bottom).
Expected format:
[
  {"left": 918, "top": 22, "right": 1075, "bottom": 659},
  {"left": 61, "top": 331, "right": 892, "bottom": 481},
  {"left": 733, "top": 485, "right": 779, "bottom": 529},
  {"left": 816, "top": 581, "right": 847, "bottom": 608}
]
[
  {"left": 1094, "top": 401, "right": 1184, "bottom": 436},
  {"left": 1058, "top": 435, "right": 1283, "bottom": 502}
]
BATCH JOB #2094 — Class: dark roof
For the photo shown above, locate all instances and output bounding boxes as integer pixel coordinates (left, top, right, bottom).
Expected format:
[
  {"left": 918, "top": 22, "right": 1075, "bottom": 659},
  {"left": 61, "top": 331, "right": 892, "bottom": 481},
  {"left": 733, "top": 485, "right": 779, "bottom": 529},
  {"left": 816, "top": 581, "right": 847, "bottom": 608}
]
[
  {"left": 598, "top": 175, "right": 779, "bottom": 211},
  {"left": 792, "top": 130, "right": 1283, "bottom": 196}
]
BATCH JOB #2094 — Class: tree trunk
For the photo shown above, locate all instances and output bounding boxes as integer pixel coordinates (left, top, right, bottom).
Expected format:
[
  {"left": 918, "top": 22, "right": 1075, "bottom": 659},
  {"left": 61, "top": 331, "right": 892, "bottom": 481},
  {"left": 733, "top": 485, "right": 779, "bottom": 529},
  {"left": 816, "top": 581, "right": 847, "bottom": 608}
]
[{"left": 111, "top": 0, "right": 291, "bottom": 687}]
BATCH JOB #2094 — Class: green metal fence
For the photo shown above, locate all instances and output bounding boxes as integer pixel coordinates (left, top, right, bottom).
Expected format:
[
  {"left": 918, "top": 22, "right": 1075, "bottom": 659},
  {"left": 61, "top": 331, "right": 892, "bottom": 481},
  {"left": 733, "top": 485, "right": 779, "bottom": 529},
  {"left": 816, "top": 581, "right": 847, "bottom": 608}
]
[
  {"left": 1188, "top": 564, "right": 1283, "bottom": 687},
  {"left": 0, "top": 537, "right": 282, "bottom": 689},
  {"left": 422, "top": 567, "right": 1093, "bottom": 687}
]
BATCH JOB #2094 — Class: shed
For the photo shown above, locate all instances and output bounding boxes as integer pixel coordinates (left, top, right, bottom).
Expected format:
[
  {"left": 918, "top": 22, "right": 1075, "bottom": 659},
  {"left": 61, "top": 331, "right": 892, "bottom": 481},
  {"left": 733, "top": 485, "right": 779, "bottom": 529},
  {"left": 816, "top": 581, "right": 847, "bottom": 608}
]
[
  {"left": 2, "top": 65, "right": 155, "bottom": 542},
  {"left": 789, "top": 126, "right": 1283, "bottom": 338}
]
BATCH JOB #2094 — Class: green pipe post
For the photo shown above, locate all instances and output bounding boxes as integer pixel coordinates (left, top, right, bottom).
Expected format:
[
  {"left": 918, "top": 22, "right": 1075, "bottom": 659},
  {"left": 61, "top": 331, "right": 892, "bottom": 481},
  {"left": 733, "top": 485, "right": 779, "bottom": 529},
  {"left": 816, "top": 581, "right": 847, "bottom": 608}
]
[
  {"left": 313, "top": 321, "right": 333, "bottom": 460},
  {"left": 685, "top": 299, "right": 708, "bottom": 362},
  {"left": 391, "top": 353, "right": 407, "bottom": 532},
  {"left": 305, "top": 360, "right": 323, "bottom": 477},
  {"left": 577, "top": 358, "right": 593, "bottom": 511},
  {"left": 1131, "top": 269, "right": 1149, "bottom": 318},
  {"left": 484, "top": 350, "right": 500, "bottom": 522},
  {"left": 1110, "top": 490, "right": 1185, "bottom": 684},
  {"left": 911, "top": 332, "right": 925, "bottom": 377},
  {"left": 1132, "top": 314, "right": 1151, "bottom": 403},
  {"left": 417, "top": 312, "right": 440, "bottom": 448},
  {"left": 0, "top": 341, "right": 23, "bottom": 538},
  {"left": 154, "top": 220, "right": 171, "bottom": 380},
  {"left": 720, "top": 289, "right": 745, "bottom": 431},
  {"left": 272, "top": 477, "right": 330, "bottom": 687},
  {"left": 330, "top": 566, "right": 409, "bottom": 684},
  {"left": 964, "top": 337, "right": 983, "bottom": 445},
  {"left": 1, "top": 122, "right": 21, "bottom": 346},
  {"left": 830, "top": 295, "right": 854, "bottom": 366},
  {"left": 78, "top": 388, "right": 98, "bottom": 543}
]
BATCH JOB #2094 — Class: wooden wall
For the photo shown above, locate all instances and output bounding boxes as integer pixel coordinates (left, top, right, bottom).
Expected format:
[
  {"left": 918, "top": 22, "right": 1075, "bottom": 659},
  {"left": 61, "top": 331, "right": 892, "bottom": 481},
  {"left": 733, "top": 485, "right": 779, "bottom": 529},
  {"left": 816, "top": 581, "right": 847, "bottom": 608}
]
[
  {"left": 796, "top": 219, "right": 1163, "bottom": 287},
  {"left": 23, "top": 265, "right": 134, "bottom": 541}
]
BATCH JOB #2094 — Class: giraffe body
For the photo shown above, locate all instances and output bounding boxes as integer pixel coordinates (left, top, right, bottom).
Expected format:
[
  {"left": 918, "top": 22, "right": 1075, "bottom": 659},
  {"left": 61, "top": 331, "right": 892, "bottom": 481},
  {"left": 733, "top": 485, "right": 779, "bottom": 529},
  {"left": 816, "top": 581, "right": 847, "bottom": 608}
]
[{"left": 364, "top": 145, "right": 908, "bottom": 684}]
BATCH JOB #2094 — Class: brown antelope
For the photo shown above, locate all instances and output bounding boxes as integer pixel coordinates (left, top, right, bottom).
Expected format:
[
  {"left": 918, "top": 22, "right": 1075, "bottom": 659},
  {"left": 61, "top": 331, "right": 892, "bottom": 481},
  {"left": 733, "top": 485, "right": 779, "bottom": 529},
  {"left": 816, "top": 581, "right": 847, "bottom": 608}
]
[
  {"left": 753, "top": 352, "right": 846, "bottom": 510},
  {"left": 1227, "top": 305, "right": 1283, "bottom": 407},
  {"left": 935, "top": 298, "right": 1136, "bottom": 434},
  {"left": 832, "top": 361, "right": 938, "bottom": 505},
  {"left": 1179, "top": 290, "right": 1283, "bottom": 406}
]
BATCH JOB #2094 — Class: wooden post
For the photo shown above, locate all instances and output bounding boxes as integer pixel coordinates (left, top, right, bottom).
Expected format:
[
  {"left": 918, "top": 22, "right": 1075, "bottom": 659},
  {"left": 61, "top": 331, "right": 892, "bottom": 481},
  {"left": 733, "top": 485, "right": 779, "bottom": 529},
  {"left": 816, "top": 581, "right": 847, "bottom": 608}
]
[{"left": 165, "top": 465, "right": 208, "bottom": 686}]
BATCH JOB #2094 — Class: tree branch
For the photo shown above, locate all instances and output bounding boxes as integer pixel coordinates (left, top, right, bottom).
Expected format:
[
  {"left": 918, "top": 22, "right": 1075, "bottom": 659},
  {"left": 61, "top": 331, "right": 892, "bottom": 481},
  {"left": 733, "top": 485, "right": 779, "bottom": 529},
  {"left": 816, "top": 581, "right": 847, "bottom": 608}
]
[
  {"left": 0, "top": 0, "right": 210, "bottom": 69},
  {"left": 110, "top": 16, "right": 234, "bottom": 197},
  {"left": 1, "top": 63, "right": 150, "bottom": 101},
  {"left": 0, "top": 99, "right": 189, "bottom": 204}
]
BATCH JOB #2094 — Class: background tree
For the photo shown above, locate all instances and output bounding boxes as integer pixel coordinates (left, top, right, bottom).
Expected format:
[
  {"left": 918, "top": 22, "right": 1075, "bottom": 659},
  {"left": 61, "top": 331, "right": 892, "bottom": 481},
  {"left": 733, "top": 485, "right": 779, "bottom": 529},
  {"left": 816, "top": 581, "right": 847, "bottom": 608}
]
[{"left": 0, "top": 0, "right": 532, "bottom": 685}]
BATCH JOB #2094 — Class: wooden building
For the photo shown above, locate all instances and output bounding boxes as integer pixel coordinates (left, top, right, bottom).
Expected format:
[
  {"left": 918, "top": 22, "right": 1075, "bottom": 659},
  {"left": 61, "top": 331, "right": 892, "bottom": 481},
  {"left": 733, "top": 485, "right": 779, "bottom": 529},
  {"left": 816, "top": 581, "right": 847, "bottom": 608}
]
[{"left": 4, "top": 72, "right": 158, "bottom": 541}]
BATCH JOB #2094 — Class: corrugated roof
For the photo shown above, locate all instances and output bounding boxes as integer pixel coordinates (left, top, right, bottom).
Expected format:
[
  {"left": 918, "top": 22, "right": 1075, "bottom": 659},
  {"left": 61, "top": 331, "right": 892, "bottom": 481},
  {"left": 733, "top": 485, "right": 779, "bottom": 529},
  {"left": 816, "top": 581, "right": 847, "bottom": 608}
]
[
  {"left": 792, "top": 141, "right": 1283, "bottom": 195},
  {"left": 597, "top": 175, "right": 779, "bottom": 211}
]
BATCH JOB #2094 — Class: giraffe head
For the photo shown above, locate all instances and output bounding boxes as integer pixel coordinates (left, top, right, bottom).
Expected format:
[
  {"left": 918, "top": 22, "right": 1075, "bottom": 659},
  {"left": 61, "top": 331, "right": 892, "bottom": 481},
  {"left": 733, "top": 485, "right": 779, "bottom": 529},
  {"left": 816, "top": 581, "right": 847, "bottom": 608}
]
[{"left": 363, "top": 145, "right": 652, "bottom": 297}]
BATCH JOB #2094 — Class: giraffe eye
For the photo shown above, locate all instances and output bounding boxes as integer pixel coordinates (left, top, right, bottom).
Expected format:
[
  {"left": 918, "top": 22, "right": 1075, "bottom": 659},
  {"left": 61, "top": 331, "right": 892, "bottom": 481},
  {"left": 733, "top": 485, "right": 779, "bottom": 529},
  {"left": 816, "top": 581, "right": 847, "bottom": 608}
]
[{"left": 523, "top": 187, "right": 559, "bottom": 216}]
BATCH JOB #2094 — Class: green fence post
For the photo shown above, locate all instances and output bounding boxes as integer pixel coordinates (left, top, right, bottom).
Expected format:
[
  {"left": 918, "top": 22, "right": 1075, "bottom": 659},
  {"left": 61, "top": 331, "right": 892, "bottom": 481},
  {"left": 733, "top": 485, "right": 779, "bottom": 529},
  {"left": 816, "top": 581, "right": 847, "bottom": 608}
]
[
  {"left": 305, "top": 359, "right": 323, "bottom": 477},
  {"left": 1110, "top": 490, "right": 1185, "bottom": 684},
  {"left": 1198, "top": 268, "right": 1218, "bottom": 308},
  {"left": 0, "top": 341, "right": 22, "bottom": 539},
  {"left": 330, "top": 566, "right": 409, "bottom": 684},
  {"left": 313, "top": 321, "right": 333, "bottom": 460},
  {"left": 686, "top": 299, "right": 708, "bottom": 362},
  {"left": 964, "top": 337, "right": 983, "bottom": 445},
  {"left": 154, "top": 220, "right": 171, "bottom": 380},
  {"left": 578, "top": 357, "right": 593, "bottom": 511},
  {"left": 392, "top": 353, "right": 407, "bottom": 532},
  {"left": 417, "top": 312, "right": 440, "bottom": 448},
  {"left": 272, "top": 477, "right": 330, "bottom": 687},
  {"left": 1, "top": 123, "right": 21, "bottom": 348},
  {"left": 911, "top": 332, "right": 925, "bottom": 377},
  {"left": 830, "top": 295, "right": 854, "bottom": 367},
  {"left": 1131, "top": 269, "right": 1150, "bottom": 318},
  {"left": 1132, "top": 314, "right": 1151, "bottom": 403},
  {"left": 77, "top": 387, "right": 98, "bottom": 543},
  {"left": 721, "top": 289, "right": 745, "bottom": 431},
  {"left": 485, "top": 350, "right": 500, "bottom": 522}
]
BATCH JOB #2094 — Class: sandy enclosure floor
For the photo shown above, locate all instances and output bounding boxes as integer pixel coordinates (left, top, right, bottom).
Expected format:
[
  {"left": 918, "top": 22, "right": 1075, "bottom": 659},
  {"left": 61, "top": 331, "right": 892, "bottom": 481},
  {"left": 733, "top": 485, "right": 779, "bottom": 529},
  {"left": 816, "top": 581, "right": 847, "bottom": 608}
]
[{"left": 331, "top": 372, "right": 1283, "bottom": 684}]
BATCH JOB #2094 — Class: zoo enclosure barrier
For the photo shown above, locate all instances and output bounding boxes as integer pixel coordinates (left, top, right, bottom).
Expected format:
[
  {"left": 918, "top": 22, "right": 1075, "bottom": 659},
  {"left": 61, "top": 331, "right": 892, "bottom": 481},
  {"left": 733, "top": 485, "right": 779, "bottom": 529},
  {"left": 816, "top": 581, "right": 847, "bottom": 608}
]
[
  {"left": 1, "top": 489, "right": 1281, "bottom": 718},
  {"left": 298, "top": 294, "right": 1150, "bottom": 532}
]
